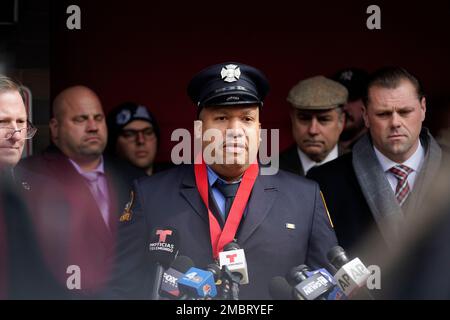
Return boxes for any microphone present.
[302,267,347,300]
[205,263,222,284]
[177,267,218,299]
[218,242,249,285]
[290,265,335,300]
[327,246,373,300]
[269,276,302,300]
[218,242,248,300]
[286,264,310,286]
[159,255,195,300]
[270,264,346,301]
[148,227,180,300]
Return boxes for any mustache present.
[303,139,324,144]
[83,133,102,140]
[222,141,247,148]
[388,129,407,135]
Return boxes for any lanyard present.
[194,160,259,258]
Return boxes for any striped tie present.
[388,164,414,206]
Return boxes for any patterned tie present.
[388,164,414,206]
[214,182,240,220]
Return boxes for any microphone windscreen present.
[269,276,294,300]
[149,227,180,269]
[171,255,195,273]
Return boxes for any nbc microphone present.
[177,267,218,299]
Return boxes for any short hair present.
[0,75,26,104]
[363,67,425,107]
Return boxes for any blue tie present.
[214,182,240,220]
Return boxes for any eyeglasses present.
[119,127,155,140]
[0,121,38,140]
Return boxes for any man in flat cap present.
[108,62,337,300]
[280,76,347,176]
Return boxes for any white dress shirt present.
[373,141,425,193]
[297,145,339,175]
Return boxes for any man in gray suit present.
[307,67,448,261]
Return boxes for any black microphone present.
[327,246,374,300]
[286,264,337,300]
[159,255,194,300]
[206,263,229,300]
[148,227,179,300]
[286,264,310,286]
[206,263,222,283]
[269,276,302,300]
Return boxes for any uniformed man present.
[108,62,338,300]
[280,76,348,175]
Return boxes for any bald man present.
[18,86,141,298]
[50,85,108,171]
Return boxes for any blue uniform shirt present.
[206,165,248,220]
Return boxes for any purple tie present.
[83,172,110,228]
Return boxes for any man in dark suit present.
[18,85,141,298]
[280,76,347,176]
[0,75,66,299]
[307,67,449,265]
[109,62,338,300]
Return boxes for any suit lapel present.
[179,166,209,224]
[44,149,113,246]
[237,173,278,245]
[282,145,305,176]
[179,165,279,245]
[352,135,405,246]
[403,130,442,218]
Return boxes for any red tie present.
[388,164,414,206]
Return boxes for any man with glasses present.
[0,75,68,299]
[0,75,36,177]
[106,102,169,176]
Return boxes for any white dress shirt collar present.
[297,145,339,174]
[373,140,424,173]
